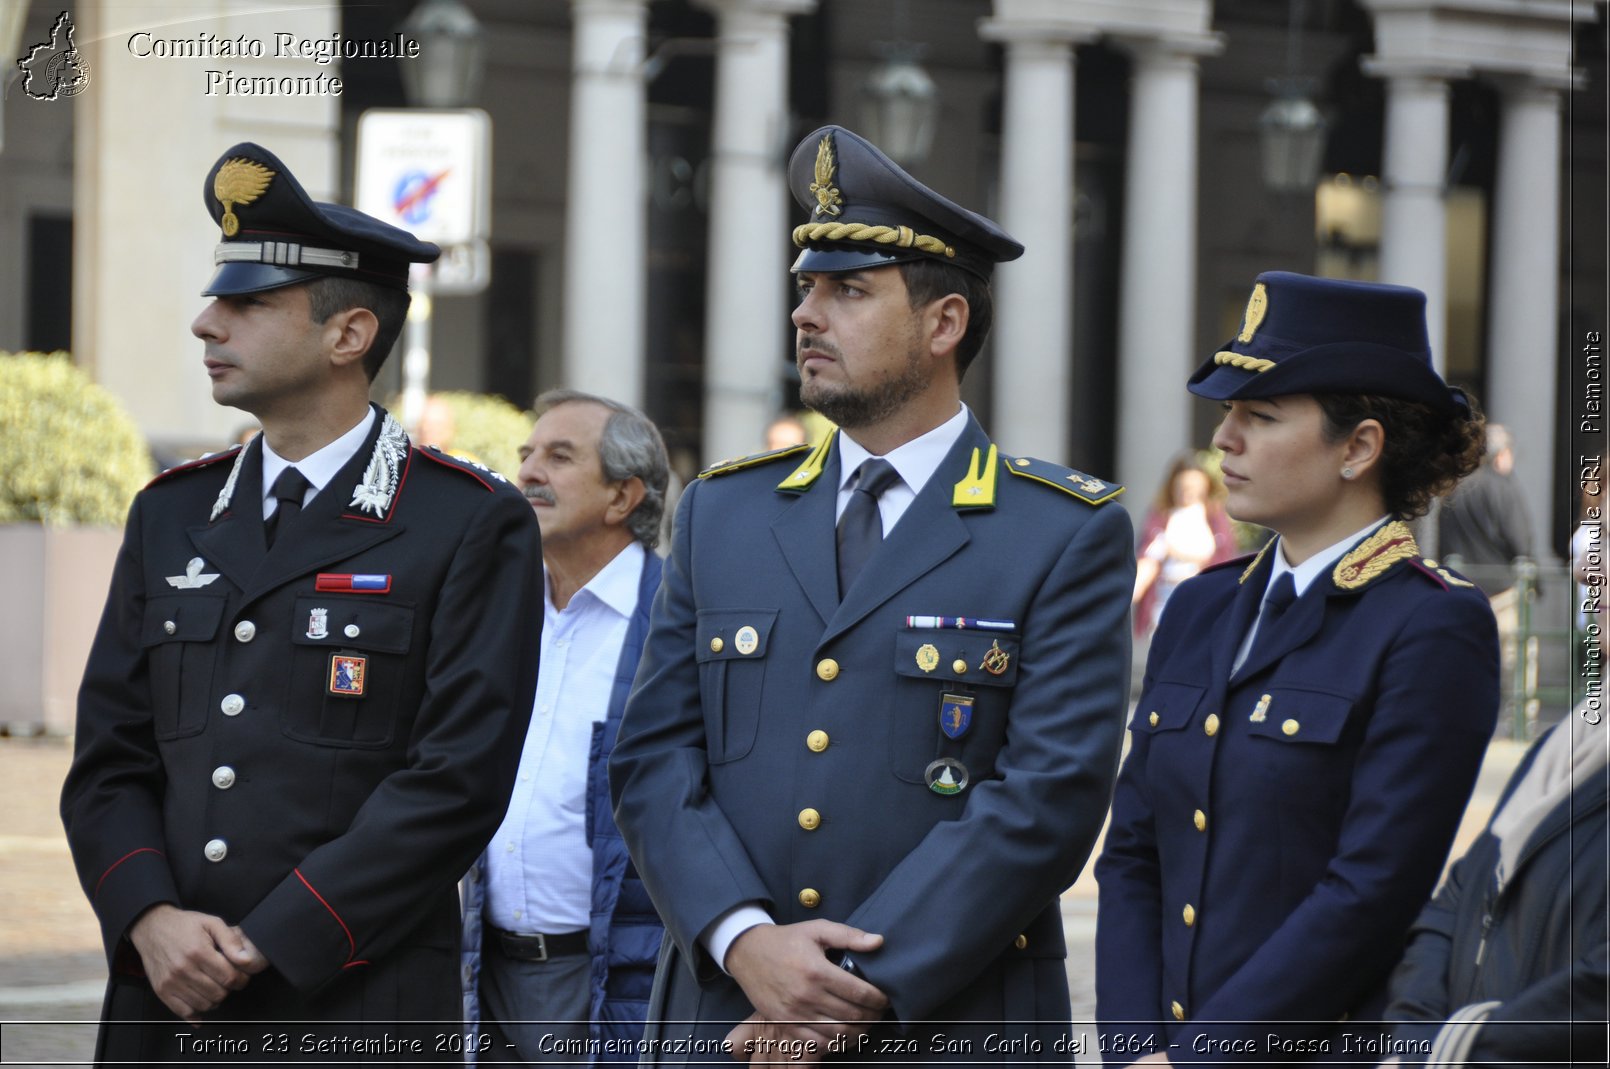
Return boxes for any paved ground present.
[0,734,1525,1067]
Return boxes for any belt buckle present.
[530,933,549,962]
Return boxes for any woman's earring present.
[1341,467,1355,480]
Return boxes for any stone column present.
[73,0,340,449]
[976,23,1088,463]
[1486,75,1566,554]
[695,0,815,465]
[1368,62,1460,370]
[563,0,650,407]
[1114,34,1219,500]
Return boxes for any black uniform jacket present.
[61,407,542,1054]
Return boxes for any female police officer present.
[1094,271,1498,1063]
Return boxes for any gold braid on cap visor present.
[792,221,955,259]
[1213,351,1277,372]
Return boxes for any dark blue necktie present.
[1259,571,1298,637]
[266,467,310,548]
[836,459,900,597]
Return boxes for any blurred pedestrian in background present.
[764,411,809,451]
[1096,271,1498,1063]
[1132,453,1238,639]
[1437,423,1536,678]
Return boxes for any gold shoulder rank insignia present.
[698,440,814,481]
[214,158,276,237]
[1333,520,1419,590]
[1003,456,1124,505]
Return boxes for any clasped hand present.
[128,903,270,1023]
[722,920,889,1064]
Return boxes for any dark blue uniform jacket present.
[1096,524,1498,1062]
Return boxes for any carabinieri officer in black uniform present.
[61,143,543,1063]
[611,126,1135,1064]
[1094,272,1499,1064]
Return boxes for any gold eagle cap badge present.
[214,158,276,238]
[810,134,843,218]
[1237,282,1269,343]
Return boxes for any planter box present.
[0,525,122,736]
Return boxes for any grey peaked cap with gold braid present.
[787,125,1022,281]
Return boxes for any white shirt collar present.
[260,407,377,504]
[1270,515,1393,598]
[836,403,970,498]
[546,540,645,619]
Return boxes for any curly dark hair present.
[1316,392,1486,519]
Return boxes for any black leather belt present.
[487,925,588,962]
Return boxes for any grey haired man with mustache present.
[460,389,671,1064]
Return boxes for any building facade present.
[1,0,1603,556]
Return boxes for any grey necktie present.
[836,459,901,597]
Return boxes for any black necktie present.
[836,459,900,596]
[266,467,311,548]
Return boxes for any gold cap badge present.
[810,134,843,219]
[1237,282,1269,343]
[214,157,275,238]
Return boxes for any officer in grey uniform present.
[61,143,543,1064]
[610,126,1135,1065]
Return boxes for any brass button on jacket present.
[1203,713,1220,737]
[798,808,821,831]
[710,636,725,653]
[798,888,821,908]
[815,659,839,681]
[806,730,829,752]
[1193,809,1207,832]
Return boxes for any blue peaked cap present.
[1188,271,1467,416]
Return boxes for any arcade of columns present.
[563,0,1585,548]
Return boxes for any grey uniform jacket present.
[610,416,1134,1063]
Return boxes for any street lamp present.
[860,43,939,169]
[1258,0,1326,194]
[399,0,485,108]
[1259,80,1326,193]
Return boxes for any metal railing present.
[1441,556,1581,740]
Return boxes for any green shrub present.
[0,352,152,526]
[426,390,532,482]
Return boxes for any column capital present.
[1488,69,1578,98]
[692,0,817,23]
[977,16,1100,47]
[570,0,653,16]
[1110,30,1224,66]
[1360,55,1470,84]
